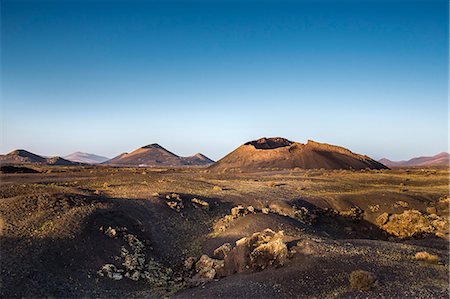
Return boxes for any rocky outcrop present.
[191,255,224,284]
[189,229,288,285]
[220,229,288,275]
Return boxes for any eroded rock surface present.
[221,229,287,275]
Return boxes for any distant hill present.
[103,144,214,167]
[0,149,79,166]
[64,152,110,164]
[379,152,449,167]
[209,137,388,172]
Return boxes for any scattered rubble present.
[339,207,364,221]
[322,206,364,221]
[165,193,184,212]
[213,205,258,233]
[97,226,174,287]
[97,264,124,280]
[213,204,320,234]
[293,206,318,225]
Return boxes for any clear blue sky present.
[1,0,448,161]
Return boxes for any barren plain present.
[0,166,448,298]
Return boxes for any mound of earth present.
[104,144,214,167]
[0,149,79,166]
[379,152,449,168]
[209,137,388,172]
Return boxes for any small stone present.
[105,227,117,238]
[111,272,123,280]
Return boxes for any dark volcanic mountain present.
[103,144,214,167]
[0,149,79,166]
[379,152,449,167]
[64,152,110,164]
[209,137,388,172]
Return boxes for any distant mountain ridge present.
[379,152,449,167]
[64,152,110,164]
[0,149,79,166]
[103,143,214,167]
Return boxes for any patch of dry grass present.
[349,270,377,291]
[414,251,439,264]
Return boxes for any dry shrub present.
[376,210,449,238]
[349,270,377,291]
[212,186,223,191]
[414,251,439,264]
[369,204,380,212]
[393,201,409,208]
[339,207,364,221]
[191,198,209,209]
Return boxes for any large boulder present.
[191,255,224,283]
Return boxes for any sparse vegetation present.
[349,270,377,291]
[414,251,439,264]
